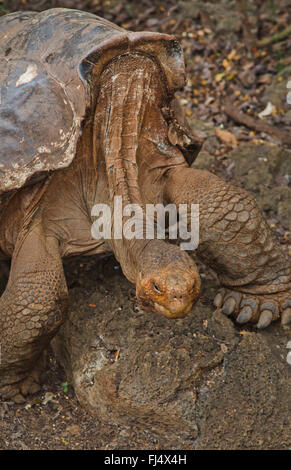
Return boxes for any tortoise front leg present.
[0,225,68,402]
[164,166,291,328]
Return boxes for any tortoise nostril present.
[173,294,185,301]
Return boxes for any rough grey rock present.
[226,143,291,229]
[192,150,216,171]
[262,68,291,114]
[53,258,291,449]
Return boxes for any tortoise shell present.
[0,8,186,202]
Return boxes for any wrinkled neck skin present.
[93,53,200,317]
[94,53,187,279]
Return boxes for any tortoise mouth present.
[152,299,194,319]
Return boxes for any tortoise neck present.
[92,53,168,281]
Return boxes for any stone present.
[52,260,290,449]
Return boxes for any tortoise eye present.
[153,283,162,295]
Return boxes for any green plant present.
[61,382,71,393]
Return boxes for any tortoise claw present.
[236,306,252,324]
[257,310,273,329]
[222,297,236,316]
[213,291,224,308]
[214,288,290,328]
[281,308,291,326]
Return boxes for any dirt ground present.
[0,0,290,450]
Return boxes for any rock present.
[259,186,290,213]
[180,0,257,39]
[53,258,290,449]
[277,199,291,230]
[195,331,291,449]
[262,70,291,110]
[227,143,291,229]
[188,117,215,138]
[186,118,218,170]
[192,150,216,171]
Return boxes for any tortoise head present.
[136,241,200,319]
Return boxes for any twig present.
[258,25,291,47]
[223,97,291,146]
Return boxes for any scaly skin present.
[164,167,291,328]
[0,224,68,402]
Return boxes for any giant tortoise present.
[0,8,290,402]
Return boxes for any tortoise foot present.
[0,364,43,403]
[214,288,291,329]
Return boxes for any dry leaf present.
[215,128,238,147]
[227,49,238,60]
[215,72,225,82]
[258,102,276,118]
